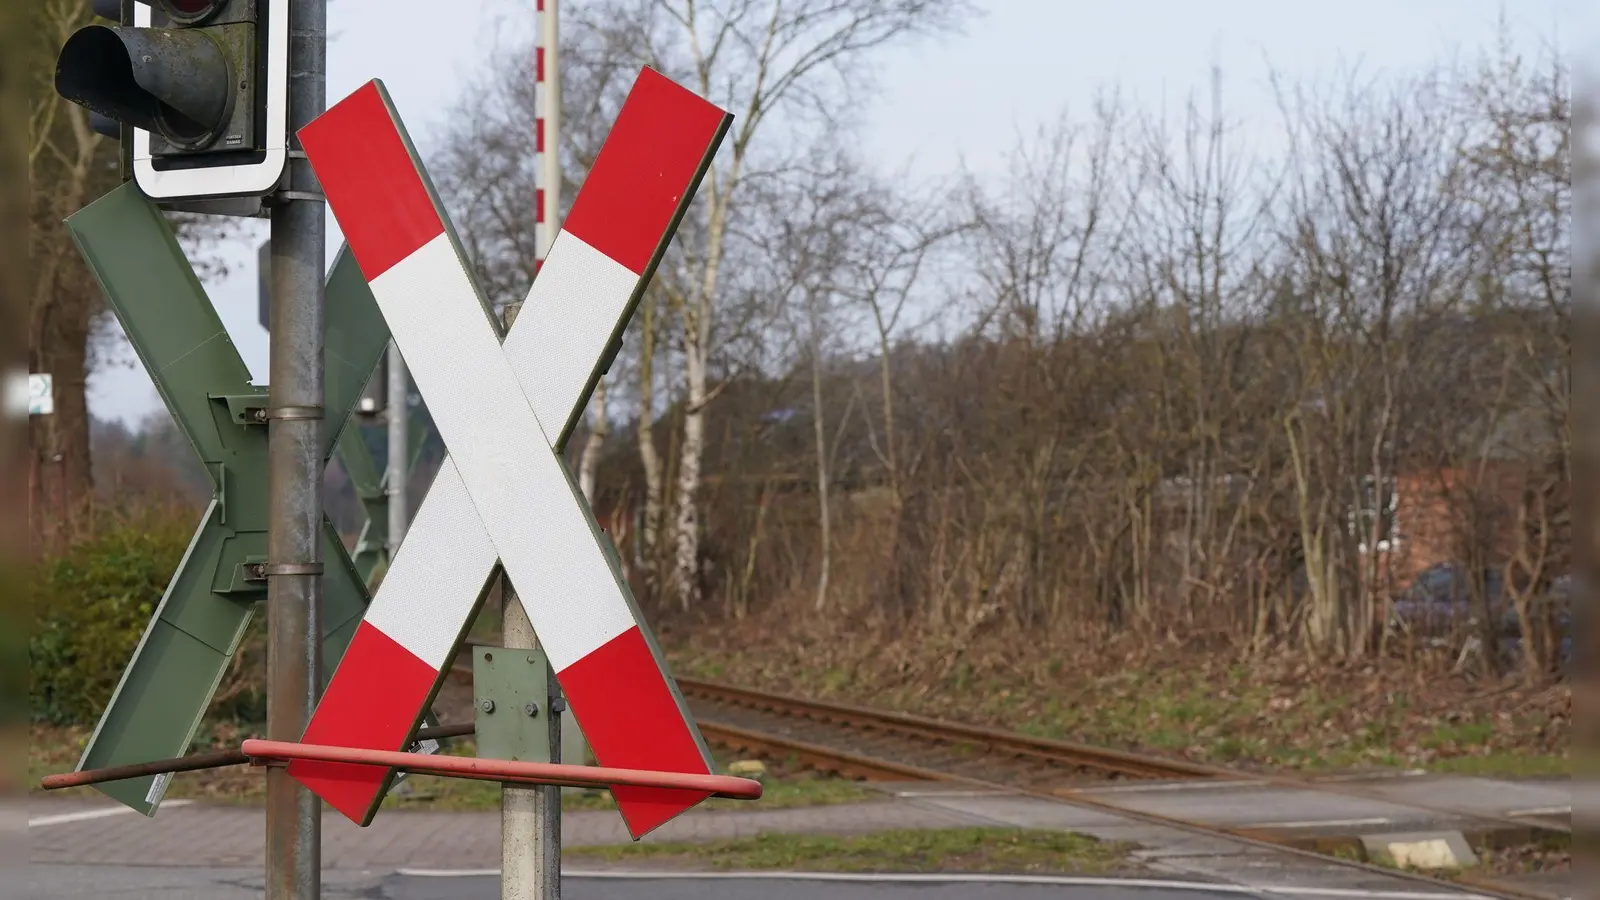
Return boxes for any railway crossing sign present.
[289,68,731,838]
[62,183,418,814]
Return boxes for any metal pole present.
[386,344,408,554]
[266,0,325,898]
[499,302,562,900]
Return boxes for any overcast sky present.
[86,0,1585,428]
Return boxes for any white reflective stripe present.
[361,456,497,670]
[370,235,635,670]
[506,230,639,442]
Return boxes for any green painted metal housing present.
[337,412,429,584]
[65,182,390,814]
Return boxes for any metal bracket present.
[473,646,553,764]
[264,563,324,577]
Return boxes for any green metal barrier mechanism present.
[338,411,429,583]
[66,182,402,815]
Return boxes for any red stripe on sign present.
[537,47,545,83]
[559,626,711,837]
[287,622,440,824]
[535,188,545,223]
[561,68,730,275]
[299,81,444,281]
[536,118,544,154]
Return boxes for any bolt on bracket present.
[472,646,553,764]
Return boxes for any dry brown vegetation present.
[667,616,1569,773]
[427,12,1573,767]
[577,53,1569,678]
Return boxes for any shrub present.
[30,513,193,725]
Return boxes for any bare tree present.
[758,151,866,611]
[420,9,1571,689]
[570,0,975,610]
[1119,69,1277,632]
[30,0,119,545]
[844,175,964,617]
[1458,35,1572,676]
[960,100,1132,628]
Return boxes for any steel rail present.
[689,715,1558,900]
[699,720,964,782]
[678,677,1572,838]
[680,677,1226,781]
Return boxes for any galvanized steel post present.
[386,345,409,554]
[266,0,326,897]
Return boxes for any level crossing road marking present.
[394,869,1495,899]
[1084,780,1272,794]
[1240,817,1396,829]
[28,800,193,829]
[289,69,730,839]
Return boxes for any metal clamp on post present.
[250,405,324,422]
[243,562,324,581]
[263,563,324,577]
[271,152,325,204]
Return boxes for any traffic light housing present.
[55,1,288,203]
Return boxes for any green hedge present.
[31,515,192,725]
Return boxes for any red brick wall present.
[1383,462,1531,586]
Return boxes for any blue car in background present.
[1391,563,1574,670]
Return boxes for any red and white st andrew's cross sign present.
[289,69,730,839]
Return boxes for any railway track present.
[671,677,1569,900]
[679,677,1226,785]
[446,652,1566,900]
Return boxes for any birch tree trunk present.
[809,289,832,613]
[29,0,111,546]
[635,289,664,575]
[577,378,609,501]
[650,0,973,612]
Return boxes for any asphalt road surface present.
[21,865,1278,900]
